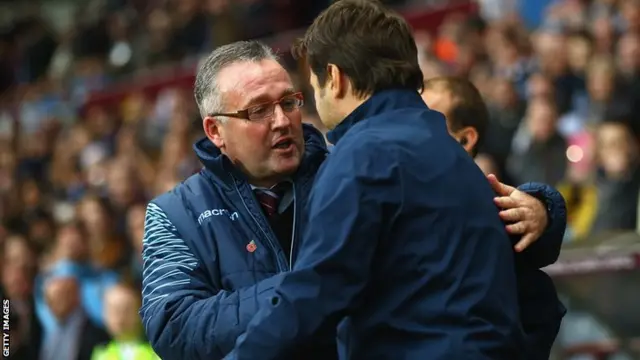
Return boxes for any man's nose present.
[271,104,292,129]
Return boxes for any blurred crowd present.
[417,0,640,243]
[0,0,638,359]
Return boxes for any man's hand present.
[487,174,548,252]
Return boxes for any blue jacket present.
[139,125,330,360]
[510,183,567,360]
[226,89,526,360]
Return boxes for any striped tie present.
[254,183,288,218]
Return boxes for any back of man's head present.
[423,76,488,157]
[194,40,279,118]
[292,0,423,98]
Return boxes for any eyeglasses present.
[209,92,304,121]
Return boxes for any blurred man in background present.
[226,1,523,358]
[91,284,158,360]
[422,76,567,360]
[40,269,110,360]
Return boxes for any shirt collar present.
[326,88,427,145]
[251,180,294,214]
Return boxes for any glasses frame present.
[208,92,304,121]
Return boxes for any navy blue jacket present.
[510,184,567,360]
[139,125,330,359]
[225,89,526,360]
[140,103,566,359]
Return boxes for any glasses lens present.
[280,95,302,112]
[247,104,274,121]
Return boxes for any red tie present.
[254,183,288,218]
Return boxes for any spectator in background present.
[508,96,568,186]
[91,284,159,360]
[124,204,146,284]
[584,55,628,125]
[76,195,128,270]
[35,225,119,332]
[591,120,640,236]
[1,235,42,360]
[557,131,598,241]
[39,270,110,360]
[482,76,525,181]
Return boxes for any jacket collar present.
[327,88,427,145]
[193,123,327,188]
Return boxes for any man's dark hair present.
[292,0,423,98]
[423,76,488,157]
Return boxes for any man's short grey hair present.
[194,40,279,118]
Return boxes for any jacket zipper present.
[232,178,289,271]
[289,181,297,271]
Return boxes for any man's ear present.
[327,63,346,99]
[204,116,225,148]
[453,126,479,155]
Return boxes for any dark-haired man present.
[226,1,525,359]
[139,39,554,360]
[423,76,567,360]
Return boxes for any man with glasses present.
[139,40,333,360]
[223,1,537,358]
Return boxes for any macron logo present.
[198,209,239,224]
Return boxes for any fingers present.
[514,234,536,252]
[487,174,505,194]
[499,208,525,222]
[487,174,516,196]
[505,221,526,235]
[494,196,519,209]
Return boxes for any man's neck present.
[328,95,369,130]
[56,309,83,327]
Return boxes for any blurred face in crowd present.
[45,277,80,321]
[527,73,555,99]
[55,222,89,262]
[21,180,41,209]
[617,32,640,76]
[2,236,36,299]
[77,197,111,234]
[535,31,568,76]
[526,98,557,142]
[587,58,616,101]
[468,66,492,98]
[104,285,142,339]
[567,36,592,73]
[490,78,517,109]
[86,107,115,138]
[420,59,446,80]
[28,217,54,249]
[597,122,637,177]
[620,0,640,32]
[127,204,146,255]
[591,16,615,52]
[106,160,138,209]
[206,60,304,188]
